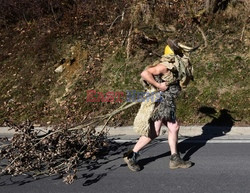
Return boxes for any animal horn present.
[178,43,200,52]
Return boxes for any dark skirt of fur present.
[151,84,181,122]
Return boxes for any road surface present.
[1,140,250,193]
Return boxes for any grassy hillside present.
[0,0,249,126]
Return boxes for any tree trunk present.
[205,0,230,14]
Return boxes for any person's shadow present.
[133,106,239,169]
[178,106,238,161]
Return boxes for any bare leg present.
[132,136,151,153]
[166,121,193,169]
[166,121,179,155]
[133,120,162,153]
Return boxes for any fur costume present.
[134,53,193,137]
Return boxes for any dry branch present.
[240,23,246,41]
[0,90,159,184]
[196,25,208,48]
[126,24,133,59]
[181,0,208,49]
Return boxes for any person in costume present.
[123,39,196,171]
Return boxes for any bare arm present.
[141,64,168,91]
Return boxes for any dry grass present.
[0,0,249,126]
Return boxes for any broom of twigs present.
[0,91,158,184]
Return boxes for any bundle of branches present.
[0,99,143,184]
[0,120,109,184]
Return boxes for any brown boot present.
[123,150,141,172]
[169,153,192,169]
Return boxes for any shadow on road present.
[79,140,135,186]
[0,140,135,187]
[178,106,238,161]
[0,107,239,186]
[137,106,238,169]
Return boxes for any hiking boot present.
[123,150,141,172]
[169,153,192,169]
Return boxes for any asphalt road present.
[1,141,250,193]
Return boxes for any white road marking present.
[113,139,250,143]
